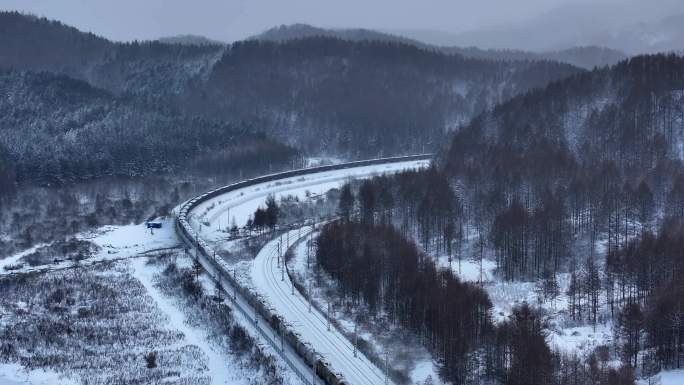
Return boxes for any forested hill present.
[0,12,583,183]
[253,24,628,69]
[441,53,684,275]
[444,53,684,185]
[192,38,582,157]
[0,12,224,99]
[0,71,295,185]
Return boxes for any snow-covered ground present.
[0,218,180,277]
[304,157,345,168]
[0,242,51,272]
[0,218,303,385]
[131,257,241,385]
[548,323,613,356]
[189,159,430,251]
[81,220,180,257]
[0,363,77,385]
[639,369,684,385]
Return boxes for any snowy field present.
[0,220,301,385]
[638,369,684,385]
[0,218,180,277]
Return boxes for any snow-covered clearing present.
[0,242,50,271]
[0,363,77,385]
[0,260,209,384]
[0,218,180,276]
[435,254,497,284]
[131,257,240,385]
[639,369,684,385]
[82,219,180,257]
[0,217,301,385]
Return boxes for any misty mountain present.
[191,37,581,157]
[254,23,627,69]
[610,14,684,54]
[0,12,224,99]
[435,3,684,54]
[252,23,416,45]
[442,46,627,70]
[0,12,582,183]
[157,34,226,46]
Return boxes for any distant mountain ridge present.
[426,4,684,54]
[0,12,583,182]
[252,23,628,69]
[0,11,224,99]
[158,34,225,46]
[194,36,581,156]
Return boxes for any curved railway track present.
[175,155,431,385]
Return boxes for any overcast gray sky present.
[0,0,680,43]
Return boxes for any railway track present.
[175,155,431,385]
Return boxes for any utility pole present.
[311,351,317,385]
[308,281,312,313]
[353,323,358,357]
[384,351,389,385]
[306,238,310,269]
[215,280,222,302]
[327,301,331,331]
[233,269,237,300]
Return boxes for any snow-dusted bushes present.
[0,263,210,384]
[153,256,284,385]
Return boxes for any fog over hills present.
[403,1,684,54]
[253,24,628,69]
[157,34,226,46]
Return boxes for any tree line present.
[316,218,637,385]
[0,71,297,185]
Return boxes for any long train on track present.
[175,154,432,385]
